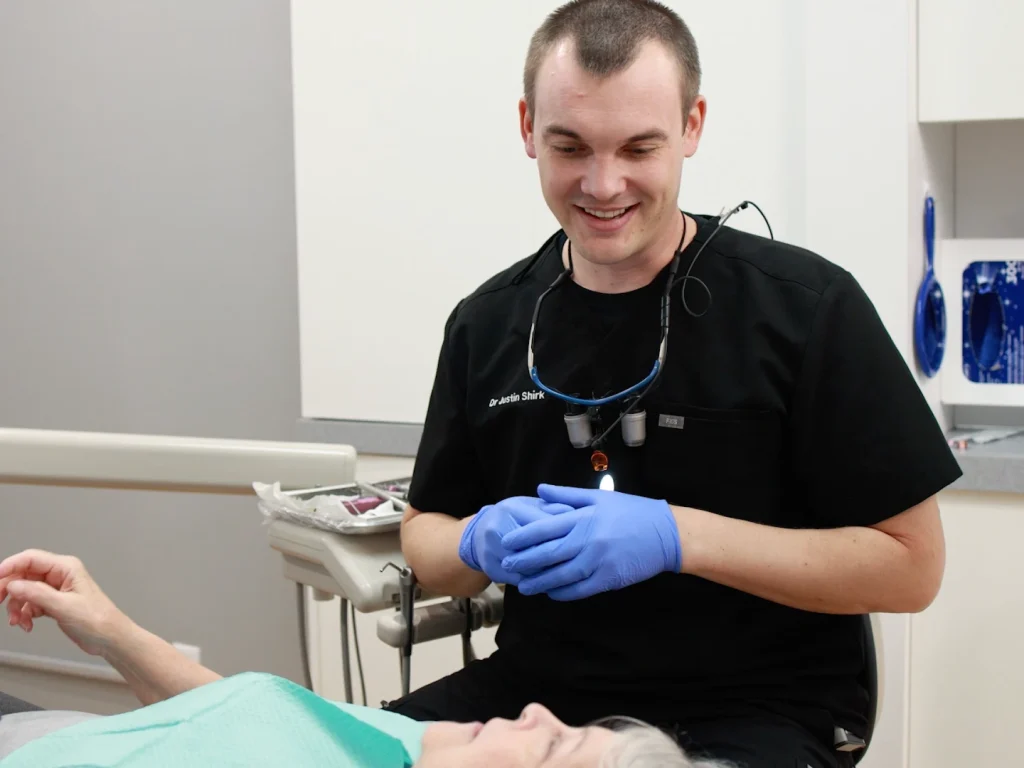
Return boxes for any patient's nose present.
[517,703,561,730]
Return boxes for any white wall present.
[0,0,306,713]
[292,0,809,425]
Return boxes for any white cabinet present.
[909,490,1024,767]
[919,0,1024,122]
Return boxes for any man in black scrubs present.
[389,1,963,766]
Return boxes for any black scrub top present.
[407,213,963,742]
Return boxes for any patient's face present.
[416,703,617,768]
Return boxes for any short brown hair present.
[523,0,701,119]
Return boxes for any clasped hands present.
[458,484,682,601]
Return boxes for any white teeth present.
[584,207,629,219]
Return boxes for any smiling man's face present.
[520,38,704,272]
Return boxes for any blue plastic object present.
[914,196,946,378]
[961,260,1018,383]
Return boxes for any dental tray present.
[254,481,406,535]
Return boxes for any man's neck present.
[562,213,696,294]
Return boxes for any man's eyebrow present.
[624,129,669,143]
[543,125,584,140]
[542,126,669,143]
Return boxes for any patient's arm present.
[1,550,221,706]
[101,618,222,706]
[400,505,490,598]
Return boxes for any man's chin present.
[568,238,635,266]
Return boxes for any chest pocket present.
[640,401,785,525]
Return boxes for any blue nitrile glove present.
[458,496,572,586]
[499,484,682,601]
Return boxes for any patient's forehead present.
[415,725,621,767]
[562,726,620,765]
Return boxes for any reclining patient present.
[0,549,725,767]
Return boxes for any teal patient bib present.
[0,672,428,767]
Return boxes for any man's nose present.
[580,156,627,201]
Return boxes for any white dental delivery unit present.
[258,478,503,701]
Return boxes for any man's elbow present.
[892,577,941,614]
[398,506,488,598]
[912,552,945,612]
[870,497,946,614]
[890,547,946,614]
[398,506,424,569]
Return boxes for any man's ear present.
[519,98,537,159]
[682,95,707,159]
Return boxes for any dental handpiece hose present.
[400,567,415,696]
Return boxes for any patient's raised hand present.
[0,549,127,656]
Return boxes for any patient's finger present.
[0,550,70,592]
[0,555,22,580]
[0,572,45,604]
[4,593,37,630]
[0,569,61,605]
[0,550,53,579]
[17,603,33,632]
[7,596,25,625]
[0,572,40,603]
[6,596,42,627]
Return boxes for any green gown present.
[0,672,429,767]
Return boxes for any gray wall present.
[0,1,303,709]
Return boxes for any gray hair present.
[598,718,734,768]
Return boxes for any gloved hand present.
[499,484,682,601]
[458,496,572,586]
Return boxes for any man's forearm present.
[102,614,222,706]
[400,510,490,597]
[673,504,940,614]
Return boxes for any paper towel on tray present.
[253,481,399,534]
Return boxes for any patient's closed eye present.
[541,733,561,762]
